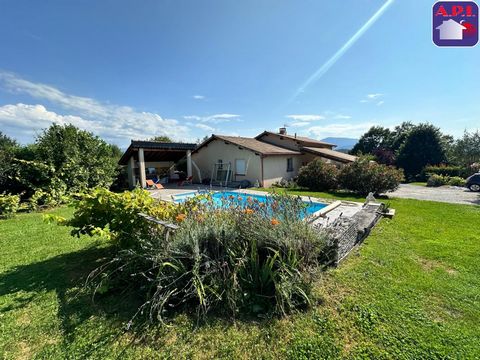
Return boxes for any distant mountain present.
[321,137,358,150]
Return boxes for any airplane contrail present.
[289,0,395,103]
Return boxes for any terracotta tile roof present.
[255,131,335,148]
[302,147,357,163]
[196,135,302,156]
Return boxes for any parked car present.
[466,173,480,192]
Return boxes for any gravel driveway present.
[386,184,480,206]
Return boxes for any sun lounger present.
[146,179,164,189]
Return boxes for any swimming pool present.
[172,191,327,219]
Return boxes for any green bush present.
[339,158,404,195]
[426,174,448,187]
[297,159,339,191]
[28,182,70,211]
[422,164,470,179]
[61,188,205,249]
[427,174,466,187]
[76,191,328,321]
[447,176,466,187]
[0,193,21,218]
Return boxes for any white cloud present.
[184,113,240,124]
[193,95,205,100]
[286,114,325,122]
[291,121,310,127]
[0,71,190,145]
[195,123,215,132]
[361,93,385,105]
[334,114,352,120]
[0,103,104,140]
[307,122,376,138]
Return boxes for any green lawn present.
[1,196,480,359]
[408,182,428,187]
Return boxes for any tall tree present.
[351,126,393,155]
[149,135,173,142]
[0,131,17,150]
[0,132,18,193]
[390,122,415,151]
[35,124,121,190]
[452,130,480,167]
[396,123,447,179]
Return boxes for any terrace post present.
[128,155,135,189]
[138,147,146,188]
[186,150,193,178]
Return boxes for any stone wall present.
[318,203,384,266]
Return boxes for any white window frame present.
[235,159,246,176]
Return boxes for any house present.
[191,128,356,187]
[119,128,357,189]
[436,19,466,40]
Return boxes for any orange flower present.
[229,195,235,200]
[176,213,187,222]
[244,208,254,215]
[271,218,280,226]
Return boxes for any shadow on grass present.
[0,243,292,356]
[0,244,147,356]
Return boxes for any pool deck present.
[148,185,364,226]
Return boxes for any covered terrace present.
[119,140,197,189]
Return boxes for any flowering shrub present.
[0,193,21,218]
[297,159,339,191]
[58,188,205,248]
[79,191,329,321]
[339,157,404,195]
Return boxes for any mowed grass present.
[1,196,479,359]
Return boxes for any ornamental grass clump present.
[78,191,329,323]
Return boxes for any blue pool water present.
[173,191,327,218]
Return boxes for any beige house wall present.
[192,139,348,188]
[262,155,302,187]
[192,140,263,185]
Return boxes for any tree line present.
[350,122,480,180]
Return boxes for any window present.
[287,158,294,172]
[235,159,246,175]
[218,159,223,169]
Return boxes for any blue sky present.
[0,0,479,147]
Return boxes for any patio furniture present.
[146,179,164,189]
[178,176,193,186]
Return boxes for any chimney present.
[279,127,287,135]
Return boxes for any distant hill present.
[321,137,358,150]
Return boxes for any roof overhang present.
[118,141,197,165]
[302,147,357,163]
